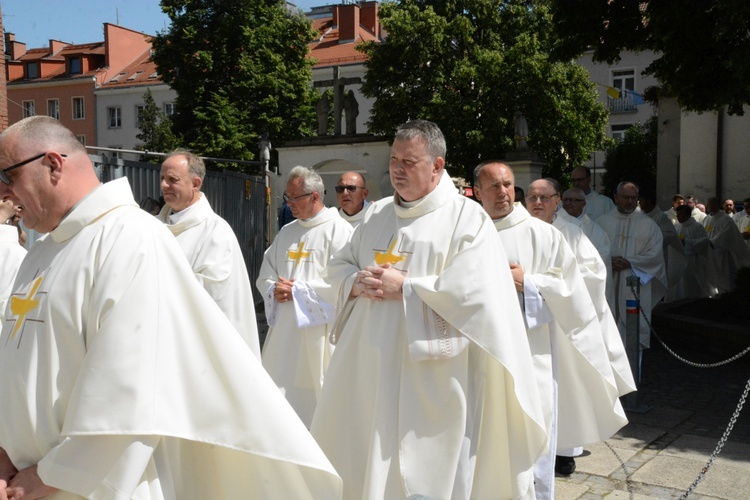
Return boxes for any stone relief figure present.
[514,111,529,151]
[343,90,359,135]
[316,93,330,136]
[258,132,272,166]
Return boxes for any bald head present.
[473,161,516,220]
[0,116,99,233]
[335,171,369,216]
[527,179,559,223]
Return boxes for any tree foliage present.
[601,117,657,197]
[550,1,750,115]
[358,0,609,181]
[152,0,318,170]
[136,89,179,160]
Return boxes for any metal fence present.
[89,153,269,304]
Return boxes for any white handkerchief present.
[291,281,335,328]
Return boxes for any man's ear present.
[192,176,203,191]
[47,152,67,182]
[474,187,482,202]
[433,156,445,174]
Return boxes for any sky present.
[1,0,337,49]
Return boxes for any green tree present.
[601,117,657,197]
[152,0,318,170]
[136,89,179,159]
[550,1,750,115]
[358,0,609,181]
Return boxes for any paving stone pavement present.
[555,327,750,500]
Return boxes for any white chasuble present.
[598,210,667,348]
[0,225,26,322]
[702,210,750,294]
[674,218,712,300]
[257,206,352,427]
[553,215,636,398]
[0,178,341,499]
[158,193,260,358]
[496,206,626,450]
[311,173,546,500]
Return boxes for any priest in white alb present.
[257,166,352,427]
[475,167,626,495]
[570,166,614,220]
[157,149,260,357]
[311,121,547,500]
[673,205,712,300]
[597,182,667,372]
[733,196,750,250]
[0,116,342,499]
[702,196,750,294]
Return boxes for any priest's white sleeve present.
[523,276,554,330]
[38,435,164,499]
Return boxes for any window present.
[69,57,82,75]
[72,97,85,120]
[163,102,175,117]
[108,107,122,128]
[76,135,86,145]
[47,99,60,120]
[26,62,39,79]
[135,105,146,127]
[612,69,635,93]
[108,147,123,159]
[22,100,35,118]
[611,124,632,142]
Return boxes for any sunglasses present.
[335,185,365,194]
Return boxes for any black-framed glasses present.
[571,176,589,182]
[283,192,313,203]
[0,152,67,184]
[562,198,585,203]
[334,185,365,194]
[526,194,558,203]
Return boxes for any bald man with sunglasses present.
[335,172,370,228]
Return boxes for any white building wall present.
[95,83,177,159]
[679,111,718,203]
[312,62,373,136]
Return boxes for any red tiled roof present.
[307,14,378,68]
[101,50,162,87]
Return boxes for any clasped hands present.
[273,277,295,303]
[350,264,404,301]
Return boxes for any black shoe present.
[555,455,576,476]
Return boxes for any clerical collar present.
[400,198,420,208]
[302,206,327,222]
[168,193,202,225]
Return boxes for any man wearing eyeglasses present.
[0,116,342,498]
[597,181,667,376]
[562,187,611,265]
[335,171,370,228]
[474,164,625,496]
[157,149,260,358]
[570,166,614,221]
[257,166,352,427]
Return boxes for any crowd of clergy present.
[0,115,748,499]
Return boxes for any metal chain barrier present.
[626,282,750,498]
[628,283,750,367]
[604,441,635,500]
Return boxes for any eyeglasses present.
[283,192,313,203]
[562,198,585,203]
[526,194,558,203]
[0,152,66,184]
[334,185,365,194]
[571,177,589,182]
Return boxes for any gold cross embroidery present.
[288,241,311,264]
[374,239,406,266]
[9,276,44,340]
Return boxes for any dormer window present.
[26,62,39,79]
[69,57,82,75]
